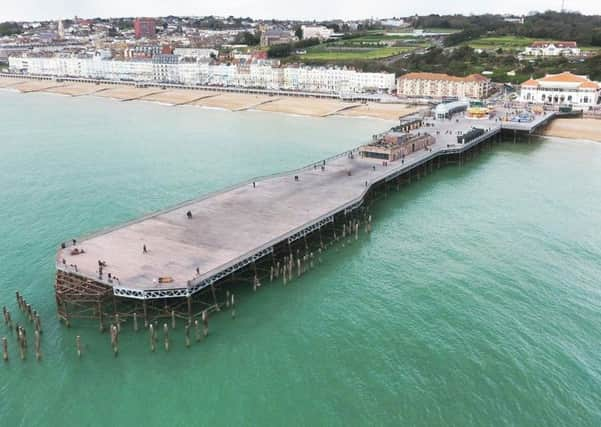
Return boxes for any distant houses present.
[522,41,580,57]
[8,55,396,95]
[260,29,297,47]
[301,25,335,40]
[396,72,492,100]
[519,72,600,108]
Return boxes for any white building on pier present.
[519,72,600,109]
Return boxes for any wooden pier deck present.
[56,110,555,301]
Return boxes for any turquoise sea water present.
[1,90,600,426]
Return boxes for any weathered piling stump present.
[163,323,169,352]
[17,328,26,360]
[34,313,42,334]
[5,310,12,330]
[76,335,82,358]
[2,337,8,362]
[20,327,27,350]
[34,330,41,361]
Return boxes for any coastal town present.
[1,13,600,134]
[1,11,600,324]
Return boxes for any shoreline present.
[542,118,601,143]
[0,77,417,121]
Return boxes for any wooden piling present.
[34,330,41,361]
[187,296,192,323]
[202,311,209,337]
[110,324,119,356]
[231,294,236,319]
[225,290,230,308]
[163,323,169,352]
[143,300,148,328]
[149,324,156,352]
[98,302,104,332]
[20,326,27,350]
[171,310,176,329]
[185,323,191,348]
[17,328,25,360]
[76,335,82,358]
[2,337,8,362]
[133,312,138,332]
[194,319,201,342]
[34,313,42,334]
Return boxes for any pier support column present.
[187,296,192,323]
[210,285,220,311]
[143,300,148,328]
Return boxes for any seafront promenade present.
[55,109,554,302]
[0,73,418,120]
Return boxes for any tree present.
[592,29,601,47]
[0,22,21,36]
[268,43,293,58]
[234,31,260,46]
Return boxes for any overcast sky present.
[1,0,599,22]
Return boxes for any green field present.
[299,46,414,61]
[461,36,538,50]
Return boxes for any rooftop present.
[521,72,600,89]
[399,72,489,83]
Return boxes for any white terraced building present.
[519,72,600,109]
[8,55,396,95]
[522,41,581,57]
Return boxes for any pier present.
[54,107,556,327]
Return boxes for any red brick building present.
[134,18,156,39]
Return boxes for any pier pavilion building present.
[519,72,600,109]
